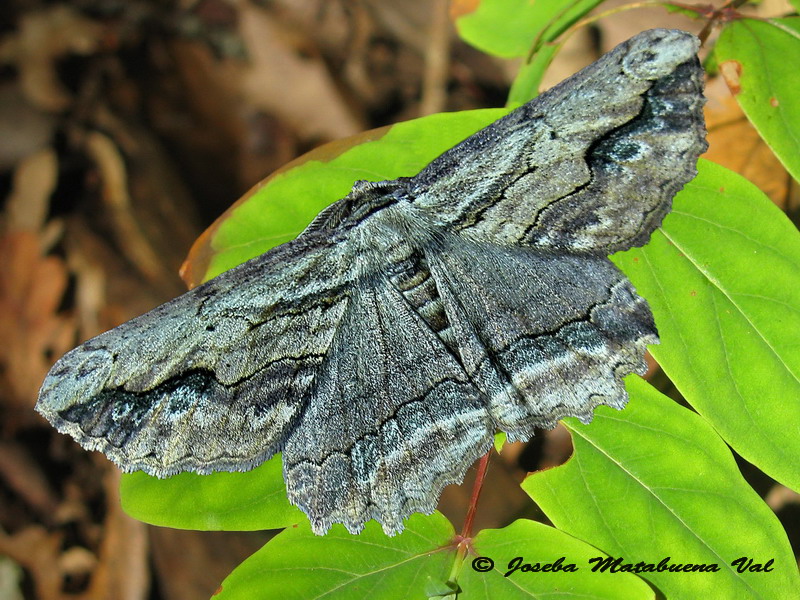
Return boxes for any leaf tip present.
[449,0,480,21]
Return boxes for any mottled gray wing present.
[35,28,706,538]
[275,225,657,535]
[36,225,359,477]
[408,29,706,253]
[281,267,495,534]
[425,236,657,440]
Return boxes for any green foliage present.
[453,0,604,104]
[524,377,797,598]
[453,0,603,58]
[506,44,560,107]
[120,1,800,597]
[714,18,800,182]
[614,160,800,491]
[120,455,301,530]
[216,513,655,599]
[217,513,455,600]
[202,109,505,280]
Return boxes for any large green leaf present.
[453,0,603,59]
[204,109,505,280]
[523,377,800,598]
[714,18,800,182]
[453,0,603,103]
[120,455,303,530]
[216,512,455,600]
[462,519,654,599]
[613,160,800,491]
[216,512,655,599]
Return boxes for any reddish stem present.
[460,450,491,540]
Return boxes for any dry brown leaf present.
[66,232,107,344]
[237,2,363,140]
[62,218,168,342]
[0,526,63,600]
[54,477,93,528]
[0,84,56,170]
[5,147,57,232]
[81,470,149,600]
[0,5,104,112]
[59,546,98,579]
[0,463,148,599]
[83,131,175,286]
[150,528,272,600]
[420,0,451,116]
[84,107,203,297]
[0,232,74,425]
[0,441,59,519]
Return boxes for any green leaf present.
[506,43,559,107]
[523,377,800,598]
[215,512,455,600]
[452,0,603,101]
[216,511,655,599]
[204,109,506,281]
[613,160,800,491]
[207,95,699,278]
[463,520,654,599]
[120,455,303,530]
[493,431,506,453]
[714,18,800,182]
[453,0,603,59]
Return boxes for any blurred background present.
[0,1,797,598]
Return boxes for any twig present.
[461,449,491,540]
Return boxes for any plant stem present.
[445,450,493,592]
[461,450,491,540]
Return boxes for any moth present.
[37,29,707,535]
